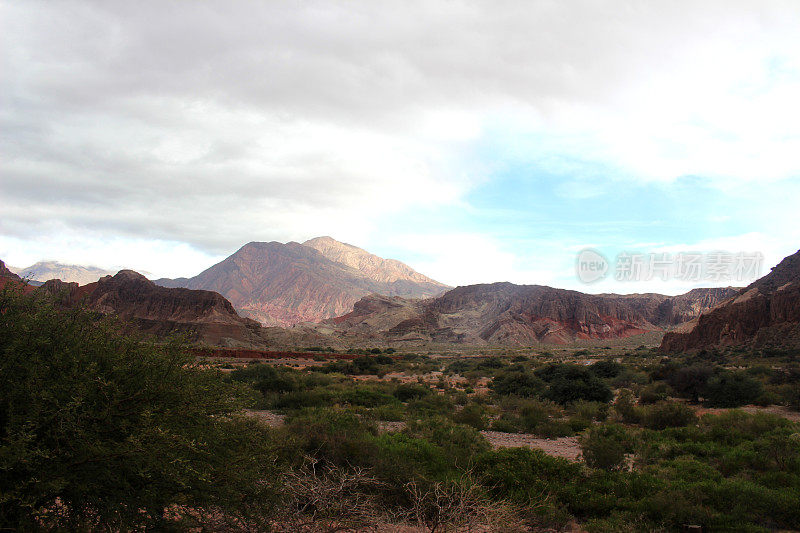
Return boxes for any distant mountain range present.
[8,261,114,285]
[8,239,798,351]
[154,237,450,326]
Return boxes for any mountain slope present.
[155,238,449,326]
[10,261,114,285]
[324,283,736,345]
[38,270,266,347]
[1,260,37,293]
[660,250,800,351]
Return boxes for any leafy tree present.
[665,363,715,403]
[0,289,278,530]
[703,371,764,408]
[490,371,546,397]
[589,360,624,378]
[535,364,613,405]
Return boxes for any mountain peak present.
[9,261,114,285]
[155,238,449,326]
[302,236,448,287]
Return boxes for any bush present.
[490,370,546,397]
[394,383,430,402]
[490,414,522,433]
[341,386,397,407]
[638,382,670,405]
[612,389,641,424]
[641,401,697,430]
[0,289,279,530]
[535,364,613,405]
[452,402,489,430]
[589,360,624,378]
[283,407,378,467]
[580,425,630,471]
[665,364,714,402]
[703,371,764,408]
[569,400,609,422]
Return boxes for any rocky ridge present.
[660,250,800,351]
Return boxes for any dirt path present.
[480,431,582,461]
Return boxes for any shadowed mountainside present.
[661,250,800,352]
[37,270,267,346]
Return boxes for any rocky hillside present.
[9,261,114,285]
[38,270,266,347]
[323,283,736,345]
[661,250,800,352]
[0,260,36,293]
[155,238,449,327]
[602,287,739,327]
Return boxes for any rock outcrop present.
[0,260,36,293]
[39,270,266,347]
[660,250,800,351]
[155,238,449,327]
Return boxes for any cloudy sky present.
[2,0,799,293]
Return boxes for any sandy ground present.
[480,432,582,461]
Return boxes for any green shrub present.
[613,389,642,424]
[580,425,631,471]
[407,394,454,416]
[535,364,613,405]
[283,407,378,467]
[665,364,714,402]
[490,370,546,397]
[589,360,624,378]
[638,382,670,405]
[372,404,406,422]
[341,386,397,407]
[703,371,764,408]
[394,383,430,402]
[452,402,489,430]
[569,400,609,422]
[641,401,697,430]
[0,289,279,530]
[490,414,522,433]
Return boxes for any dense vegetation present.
[2,287,799,531]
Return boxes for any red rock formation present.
[0,260,36,294]
[660,250,800,351]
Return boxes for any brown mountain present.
[155,238,449,327]
[323,283,736,346]
[660,250,800,352]
[38,270,266,347]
